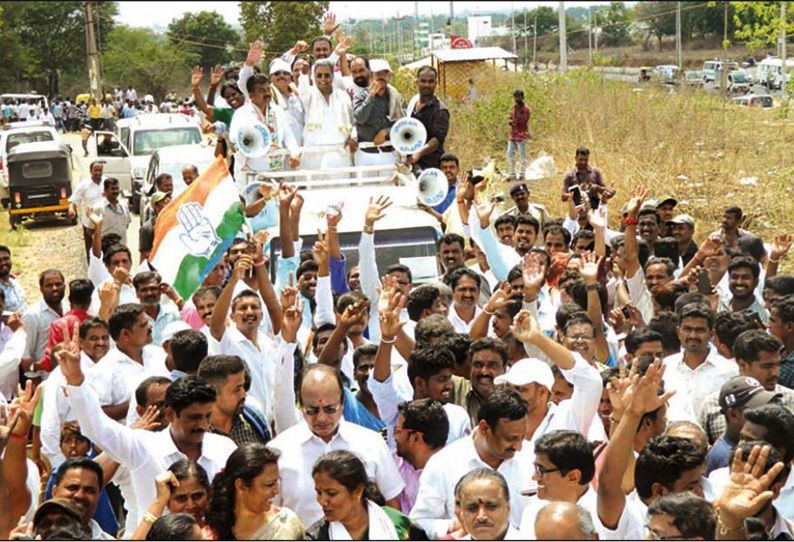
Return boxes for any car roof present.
[116,114,200,130]
[3,121,57,133]
[7,140,69,160]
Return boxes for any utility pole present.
[588,6,592,64]
[594,9,598,55]
[781,2,787,81]
[511,2,517,55]
[676,1,682,69]
[524,9,529,67]
[414,1,419,60]
[559,2,567,73]
[430,2,435,52]
[533,12,538,66]
[449,1,454,33]
[83,1,101,100]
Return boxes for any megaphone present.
[417,168,448,207]
[390,117,427,155]
[236,122,271,159]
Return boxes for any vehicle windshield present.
[133,128,201,156]
[160,157,214,179]
[6,131,54,152]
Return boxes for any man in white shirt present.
[132,271,180,347]
[663,304,737,422]
[22,269,65,366]
[447,268,484,334]
[126,86,137,102]
[267,363,404,527]
[0,309,26,401]
[456,469,523,540]
[91,178,130,246]
[40,317,110,468]
[62,347,236,533]
[89,303,168,421]
[68,161,106,263]
[411,387,534,539]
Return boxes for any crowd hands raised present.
[3,11,794,542]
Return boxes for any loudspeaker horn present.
[236,122,271,159]
[390,117,427,155]
[417,168,448,207]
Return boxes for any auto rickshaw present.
[7,141,75,229]
[639,67,654,82]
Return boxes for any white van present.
[756,57,794,90]
[92,113,202,210]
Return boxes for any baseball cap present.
[719,376,781,412]
[667,213,695,227]
[33,498,83,527]
[370,59,392,73]
[150,191,169,206]
[640,198,658,210]
[509,182,529,196]
[494,358,554,390]
[269,58,292,75]
[162,320,191,344]
[656,196,678,208]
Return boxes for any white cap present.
[494,358,554,390]
[161,320,192,344]
[370,59,392,73]
[269,58,292,76]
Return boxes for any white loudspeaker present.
[390,117,427,155]
[236,122,271,159]
[417,168,448,207]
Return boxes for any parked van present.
[702,60,739,84]
[756,57,794,90]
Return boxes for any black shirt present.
[410,95,450,170]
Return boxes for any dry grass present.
[438,68,794,271]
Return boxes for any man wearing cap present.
[668,213,699,266]
[269,58,305,146]
[31,498,89,539]
[353,58,405,170]
[706,375,781,475]
[503,182,550,235]
[656,196,678,237]
[507,90,530,181]
[138,191,171,264]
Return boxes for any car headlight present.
[133,167,146,179]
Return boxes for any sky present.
[117,1,608,29]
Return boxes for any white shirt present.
[368,371,472,448]
[410,429,535,539]
[92,198,131,245]
[67,383,236,532]
[40,352,100,468]
[22,299,62,361]
[529,352,604,443]
[89,345,168,407]
[68,177,105,229]
[599,491,648,540]
[0,326,25,401]
[210,326,276,425]
[519,486,613,539]
[460,525,524,540]
[268,419,404,527]
[448,302,483,334]
[662,347,738,423]
[625,266,654,326]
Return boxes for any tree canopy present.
[239,1,329,56]
[167,11,240,69]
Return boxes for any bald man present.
[534,502,598,540]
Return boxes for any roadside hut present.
[431,47,518,101]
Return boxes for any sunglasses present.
[273,71,291,77]
[303,403,341,416]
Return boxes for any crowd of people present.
[0,12,793,542]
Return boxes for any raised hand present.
[246,40,264,67]
[178,202,221,259]
[715,444,786,529]
[291,40,309,54]
[626,186,649,219]
[86,207,103,229]
[324,12,341,36]
[581,252,602,284]
[131,404,162,431]
[608,307,628,335]
[232,255,253,282]
[473,193,495,229]
[606,358,636,420]
[378,288,405,338]
[191,65,203,88]
[0,403,20,455]
[771,233,792,261]
[278,182,297,209]
[624,302,645,329]
[588,206,606,230]
[55,321,83,386]
[281,299,303,343]
[153,471,179,504]
[364,195,392,228]
[521,255,546,296]
[511,309,541,345]
[313,230,329,270]
[626,359,675,417]
[210,64,224,87]
[485,283,512,315]
[334,34,352,57]
[340,299,369,329]
[280,272,298,310]
[5,312,23,333]
[326,203,344,227]
[251,230,269,262]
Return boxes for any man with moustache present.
[269,58,305,146]
[49,458,113,539]
[22,269,66,370]
[455,469,522,540]
[199,355,271,446]
[451,338,508,425]
[405,66,449,173]
[0,245,27,312]
[132,271,180,347]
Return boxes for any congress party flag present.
[149,156,245,301]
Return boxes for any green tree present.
[596,2,634,47]
[635,1,677,51]
[0,3,28,90]
[102,26,199,103]
[733,1,793,53]
[238,1,329,56]
[167,11,239,69]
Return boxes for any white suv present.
[92,113,202,211]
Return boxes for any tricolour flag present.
[149,156,245,301]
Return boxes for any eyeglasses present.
[394,426,422,437]
[533,464,561,477]
[273,71,291,77]
[565,334,594,343]
[302,402,341,417]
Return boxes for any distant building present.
[468,15,510,45]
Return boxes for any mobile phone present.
[620,306,631,319]
[697,271,712,295]
[569,185,583,208]
[467,170,485,186]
